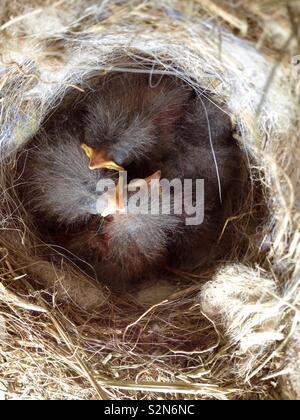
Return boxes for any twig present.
[95,378,236,397]
[123,299,169,340]
[20,279,110,400]
[195,0,248,35]
[0,9,43,31]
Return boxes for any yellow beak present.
[81,144,162,218]
[100,170,162,218]
[81,144,124,171]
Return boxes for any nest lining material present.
[0,0,299,400]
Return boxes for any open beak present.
[100,170,162,218]
[81,144,161,218]
[81,144,124,171]
[129,170,161,189]
[96,176,126,218]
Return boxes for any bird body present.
[20,73,246,287]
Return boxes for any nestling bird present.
[19,73,246,287]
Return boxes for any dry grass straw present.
[0,0,299,400]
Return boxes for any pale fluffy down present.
[200,265,284,378]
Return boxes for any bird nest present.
[0,0,299,400]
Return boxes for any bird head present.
[81,73,191,176]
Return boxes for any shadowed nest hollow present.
[0,0,299,400]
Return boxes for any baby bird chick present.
[20,73,246,286]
